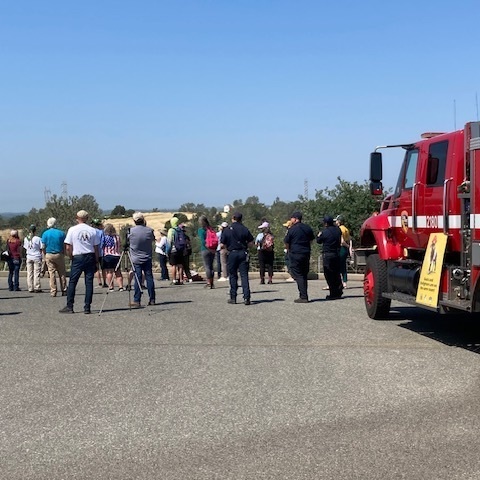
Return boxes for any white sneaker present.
[286,277,295,282]
[218,277,228,282]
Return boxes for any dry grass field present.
[0,212,194,242]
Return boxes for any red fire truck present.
[360,121,480,318]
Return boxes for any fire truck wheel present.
[364,254,391,319]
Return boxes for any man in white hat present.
[41,217,67,297]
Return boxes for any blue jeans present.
[8,258,21,290]
[201,249,215,280]
[66,253,96,311]
[133,259,155,303]
[157,253,169,280]
[227,250,250,300]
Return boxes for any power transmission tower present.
[61,181,68,199]
[44,187,52,203]
[304,178,309,200]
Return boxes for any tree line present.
[1,177,384,258]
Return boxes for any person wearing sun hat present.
[255,220,275,284]
[23,224,43,293]
[335,214,353,289]
[155,227,170,281]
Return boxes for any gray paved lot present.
[2,276,480,479]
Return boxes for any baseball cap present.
[290,211,303,221]
[77,210,89,219]
[258,221,269,229]
[323,215,334,225]
[233,212,243,221]
[132,212,144,222]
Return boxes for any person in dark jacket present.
[317,215,343,299]
[284,211,315,303]
[220,212,254,305]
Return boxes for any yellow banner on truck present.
[416,233,448,308]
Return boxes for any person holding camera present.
[128,212,156,307]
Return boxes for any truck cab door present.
[391,148,420,248]
[415,140,449,245]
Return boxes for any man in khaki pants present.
[41,217,67,297]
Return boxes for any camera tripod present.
[98,249,143,315]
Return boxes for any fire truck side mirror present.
[370,152,383,182]
[370,181,383,196]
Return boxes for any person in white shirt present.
[23,224,43,293]
[155,228,170,281]
[59,210,100,314]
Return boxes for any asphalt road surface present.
[2,276,480,479]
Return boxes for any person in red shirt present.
[7,230,22,291]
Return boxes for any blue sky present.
[2,0,480,212]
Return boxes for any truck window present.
[394,149,419,197]
[426,140,448,186]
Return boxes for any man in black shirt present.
[220,212,254,305]
[317,215,343,299]
[284,211,315,303]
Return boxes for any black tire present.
[364,254,391,319]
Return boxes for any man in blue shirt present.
[284,211,315,303]
[41,217,67,297]
[220,212,254,305]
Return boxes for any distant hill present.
[0,212,27,219]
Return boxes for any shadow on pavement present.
[0,311,22,316]
[253,298,285,304]
[393,307,480,354]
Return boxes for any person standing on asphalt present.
[217,222,229,282]
[335,214,353,289]
[6,229,22,291]
[59,210,100,314]
[155,228,170,281]
[198,215,216,289]
[220,212,254,305]
[128,212,156,307]
[284,211,315,303]
[317,215,343,300]
[23,224,43,293]
[41,217,68,297]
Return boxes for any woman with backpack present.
[167,217,185,285]
[255,221,275,284]
[198,215,218,289]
